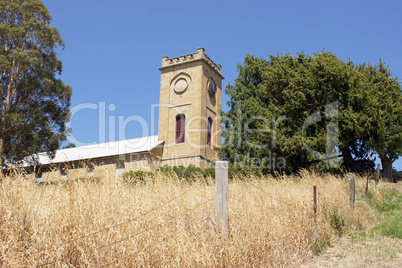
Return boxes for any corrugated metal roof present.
[21,135,163,167]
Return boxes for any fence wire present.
[34,187,194,264]
[100,198,214,267]
[36,194,213,267]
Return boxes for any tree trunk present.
[381,157,393,182]
[341,146,356,172]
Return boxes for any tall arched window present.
[176,114,185,144]
[207,117,213,147]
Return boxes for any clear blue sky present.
[42,0,402,170]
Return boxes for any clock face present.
[208,79,216,97]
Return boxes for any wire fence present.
[100,199,214,267]
[31,187,194,257]
[238,179,313,209]
[13,164,360,267]
[35,189,214,267]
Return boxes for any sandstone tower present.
[158,47,223,168]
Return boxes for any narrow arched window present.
[176,114,185,144]
[207,117,213,147]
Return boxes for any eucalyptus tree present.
[0,0,71,168]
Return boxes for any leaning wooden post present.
[375,163,381,185]
[350,174,356,211]
[313,185,317,223]
[215,161,229,234]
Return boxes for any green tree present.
[219,52,400,174]
[0,0,71,167]
[63,142,76,149]
[361,62,402,180]
[220,55,271,169]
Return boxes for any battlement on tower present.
[160,47,222,74]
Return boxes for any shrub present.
[173,165,204,181]
[156,165,176,178]
[75,176,102,184]
[228,164,263,179]
[202,167,215,178]
[121,171,153,184]
[157,164,269,182]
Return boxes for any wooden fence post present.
[313,185,317,223]
[350,174,355,211]
[366,172,369,193]
[215,161,229,234]
[375,163,381,185]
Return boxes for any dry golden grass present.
[0,169,389,267]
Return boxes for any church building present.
[22,48,223,180]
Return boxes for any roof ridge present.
[55,135,159,152]
[20,135,163,167]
